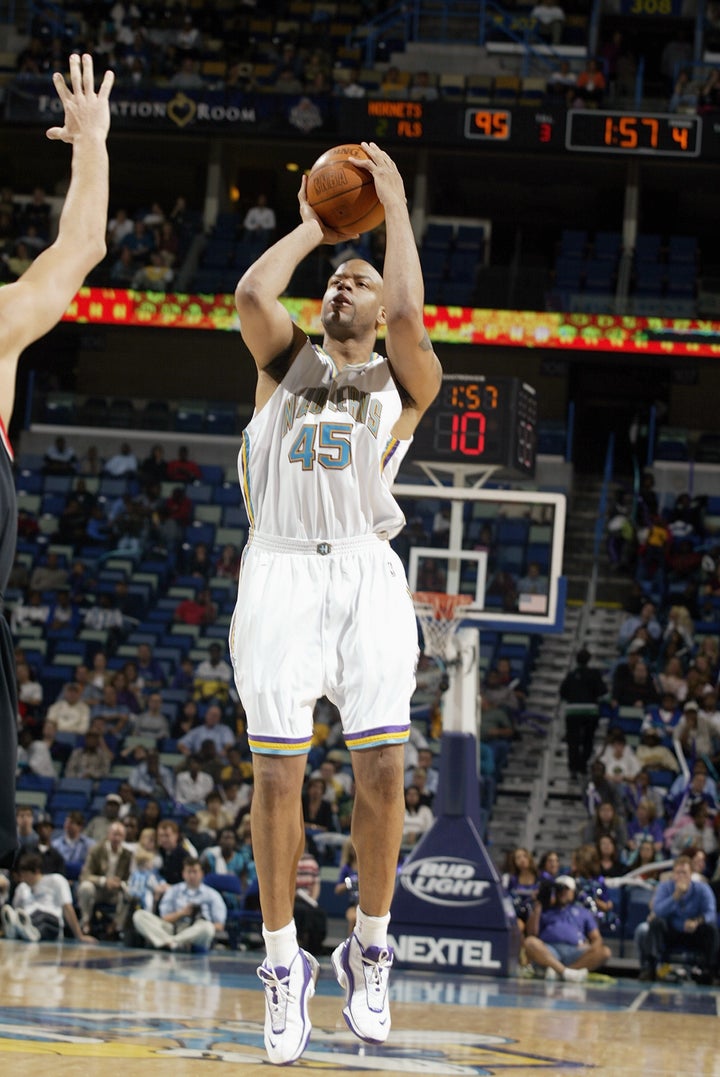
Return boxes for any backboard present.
[392,465,566,632]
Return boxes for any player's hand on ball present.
[298,175,360,244]
[349,141,406,208]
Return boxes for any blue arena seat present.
[47,791,91,813]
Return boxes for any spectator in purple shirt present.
[524,874,611,981]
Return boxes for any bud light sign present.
[400,857,492,907]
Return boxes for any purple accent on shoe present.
[331,933,393,1045]
[257,948,318,1064]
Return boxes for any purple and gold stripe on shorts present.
[345,725,410,751]
[249,733,314,756]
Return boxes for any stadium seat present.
[47,791,90,813]
[593,231,622,261]
[634,233,662,263]
[667,234,697,263]
[465,75,493,103]
[175,403,205,433]
[422,222,454,250]
[139,400,173,430]
[43,393,77,424]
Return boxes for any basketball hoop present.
[413,591,473,663]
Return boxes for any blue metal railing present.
[593,433,615,564]
[587,0,602,58]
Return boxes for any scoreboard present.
[339,99,720,160]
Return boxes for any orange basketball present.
[306,144,385,235]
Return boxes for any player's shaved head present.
[328,259,383,289]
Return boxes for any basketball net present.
[413,591,473,664]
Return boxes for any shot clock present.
[412,375,537,475]
[566,110,702,157]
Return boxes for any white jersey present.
[238,339,411,541]
[14,873,71,925]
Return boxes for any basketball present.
[306,144,385,235]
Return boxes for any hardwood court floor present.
[0,940,719,1076]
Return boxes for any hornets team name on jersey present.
[239,339,412,542]
[281,383,382,438]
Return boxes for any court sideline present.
[0,940,718,1076]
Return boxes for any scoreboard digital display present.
[412,375,537,474]
[566,110,702,157]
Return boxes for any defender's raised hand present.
[46,53,114,144]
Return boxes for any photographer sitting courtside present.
[132,857,227,951]
[524,874,611,981]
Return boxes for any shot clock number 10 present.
[412,375,537,475]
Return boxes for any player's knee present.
[354,747,404,803]
[253,756,305,804]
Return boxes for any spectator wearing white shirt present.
[43,435,78,475]
[175,755,215,808]
[47,682,91,734]
[193,643,233,705]
[107,207,134,249]
[2,852,95,942]
[242,193,276,250]
[531,0,566,44]
[597,729,641,786]
[103,441,138,477]
[83,592,125,633]
[10,590,50,634]
[26,719,58,778]
[179,702,235,760]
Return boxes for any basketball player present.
[0,54,113,869]
[232,141,442,1064]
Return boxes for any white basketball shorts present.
[230,532,418,755]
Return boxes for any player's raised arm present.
[235,174,356,374]
[350,141,441,416]
[0,53,113,426]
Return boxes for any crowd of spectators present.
[13,0,717,117]
[499,469,720,982]
[5,432,720,978]
[0,182,198,294]
[1,428,467,954]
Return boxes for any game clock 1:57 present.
[566,110,702,157]
[411,375,537,475]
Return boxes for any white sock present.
[355,908,390,950]
[263,920,298,969]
